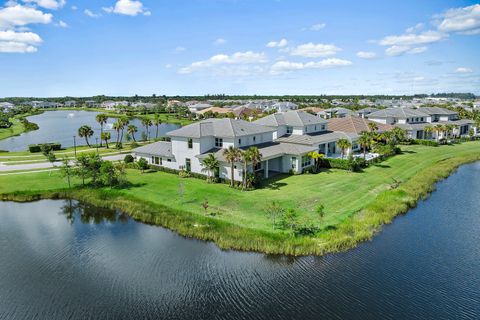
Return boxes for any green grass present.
[1,141,479,255]
[0,118,25,141]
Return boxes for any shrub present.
[28,143,61,153]
[124,154,134,164]
[413,139,439,147]
[130,142,139,148]
[178,170,191,178]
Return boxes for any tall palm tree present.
[358,132,371,159]
[241,147,263,189]
[368,122,378,133]
[95,114,108,147]
[127,124,138,142]
[223,146,242,187]
[119,116,129,144]
[153,114,162,139]
[101,132,111,149]
[434,124,445,142]
[336,138,352,159]
[424,125,434,140]
[141,118,153,141]
[112,121,121,145]
[78,125,94,147]
[201,154,219,182]
[391,127,407,143]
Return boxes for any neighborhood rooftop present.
[254,110,328,127]
[368,107,429,119]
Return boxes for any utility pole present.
[73,135,77,158]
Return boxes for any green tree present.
[78,125,94,147]
[137,157,149,173]
[95,114,108,147]
[112,121,121,145]
[241,147,263,189]
[118,116,129,144]
[307,151,324,172]
[60,156,73,188]
[201,153,220,182]
[336,138,352,159]
[153,114,162,139]
[101,131,111,149]
[368,122,378,133]
[127,124,138,142]
[141,118,153,141]
[358,132,371,159]
[264,201,285,229]
[223,146,242,187]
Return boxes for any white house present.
[188,103,212,113]
[102,101,129,110]
[0,102,15,113]
[133,110,360,182]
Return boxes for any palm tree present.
[95,114,108,147]
[201,154,219,182]
[127,124,138,142]
[336,138,352,159]
[358,132,371,159]
[153,114,162,139]
[424,125,434,140]
[368,122,378,133]
[434,124,445,142]
[223,146,242,187]
[391,127,407,143]
[240,147,262,189]
[112,121,121,145]
[78,125,93,147]
[101,132,111,149]
[141,118,153,141]
[119,116,129,144]
[308,151,324,172]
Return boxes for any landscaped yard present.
[0,118,25,141]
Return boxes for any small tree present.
[137,157,149,173]
[264,201,285,229]
[336,138,352,159]
[127,124,138,142]
[307,151,324,172]
[101,132,111,149]
[315,204,325,223]
[78,125,94,147]
[202,199,209,214]
[60,157,73,188]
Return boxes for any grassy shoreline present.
[1,143,479,256]
[0,111,42,142]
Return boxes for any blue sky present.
[0,0,479,97]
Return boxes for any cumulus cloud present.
[356,51,377,59]
[435,4,480,35]
[405,23,424,33]
[289,43,341,58]
[385,45,427,56]
[22,0,66,10]
[103,0,149,16]
[455,67,473,73]
[310,23,326,31]
[266,38,288,48]
[0,4,52,28]
[0,30,42,43]
[213,38,226,45]
[270,58,352,74]
[57,19,67,27]
[0,40,37,52]
[84,9,101,18]
[379,30,447,46]
[179,51,268,74]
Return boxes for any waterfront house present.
[0,102,15,113]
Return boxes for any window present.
[322,125,325,130]
[286,126,293,134]
[215,138,223,147]
[315,125,317,131]
[151,156,154,163]
[238,138,242,145]
[154,157,160,165]
[301,156,310,168]
[291,157,297,170]
[167,159,171,162]
[406,118,409,123]
[185,158,191,172]
[160,158,163,165]
[187,138,193,149]
[305,126,308,133]
[253,136,256,143]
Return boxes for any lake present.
[0,162,479,319]
[0,110,180,152]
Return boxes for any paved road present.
[0,154,128,173]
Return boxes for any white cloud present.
[103,0,148,16]
[310,23,326,31]
[379,30,447,46]
[0,4,52,28]
[174,46,185,53]
[57,20,67,27]
[266,38,288,48]
[405,23,424,33]
[356,51,377,59]
[435,4,480,35]
[71,5,77,10]
[213,38,226,45]
[84,9,101,18]
[0,41,37,52]
[289,43,341,58]
[0,30,42,43]
[455,67,473,73]
[270,58,352,74]
[385,45,427,56]
[165,64,172,69]
[179,51,268,74]
[22,0,66,10]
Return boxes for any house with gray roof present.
[254,110,328,138]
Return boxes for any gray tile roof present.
[196,142,316,162]
[254,110,328,127]
[418,107,458,115]
[276,131,358,146]
[367,107,429,119]
[133,141,174,157]
[167,118,275,138]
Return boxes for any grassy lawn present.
[0,118,25,141]
[1,141,479,255]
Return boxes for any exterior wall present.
[233,132,274,148]
[171,137,203,174]
[221,162,243,182]
[369,117,388,124]
[135,152,177,170]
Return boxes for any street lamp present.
[73,135,77,158]
[95,137,99,154]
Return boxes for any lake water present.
[0,162,479,319]
[0,110,180,152]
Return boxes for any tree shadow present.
[401,150,417,154]
[259,174,289,190]
[373,164,391,168]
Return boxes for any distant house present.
[328,116,394,134]
[196,107,232,117]
[85,100,97,108]
[131,102,157,110]
[265,102,298,113]
[64,100,77,107]
[102,101,129,110]
[318,107,354,119]
[188,103,212,113]
[356,107,379,118]
[0,102,15,113]
[28,101,60,109]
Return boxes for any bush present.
[374,144,400,157]
[413,139,439,147]
[124,154,134,164]
[178,170,191,178]
[130,142,139,148]
[28,143,61,153]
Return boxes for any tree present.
[336,138,352,159]
[241,147,263,189]
[127,124,138,142]
[358,132,371,159]
[112,121,121,145]
[434,124,445,142]
[424,125,434,140]
[201,153,219,182]
[469,128,475,140]
[153,114,162,139]
[101,132,111,149]
[202,199,209,214]
[95,114,108,147]
[391,127,407,143]
[119,116,129,144]
[75,154,90,186]
[368,122,378,133]
[307,151,324,172]
[223,146,242,187]
[137,157,149,173]
[264,201,285,229]
[141,118,153,141]
[60,157,73,188]
[78,125,94,147]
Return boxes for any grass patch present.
[1,142,479,255]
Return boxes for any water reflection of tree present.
[59,200,130,225]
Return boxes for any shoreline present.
[0,111,42,142]
[1,152,479,256]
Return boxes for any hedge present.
[28,143,62,153]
